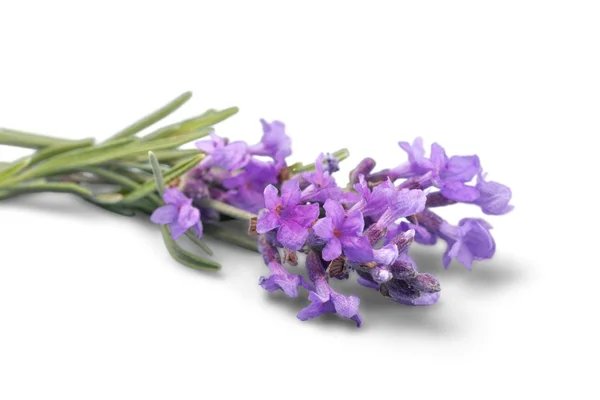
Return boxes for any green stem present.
[200,199,257,220]
[0,182,93,197]
[106,91,193,142]
[0,128,80,149]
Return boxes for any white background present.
[1,1,598,399]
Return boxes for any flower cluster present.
[251,136,512,326]
[154,119,513,326]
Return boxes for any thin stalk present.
[0,128,80,149]
[200,199,257,220]
[106,91,193,142]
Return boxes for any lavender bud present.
[410,273,441,293]
[258,235,282,265]
[349,157,376,185]
[324,153,340,174]
[391,229,415,254]
[365,224,387,245]
[384,279,421,301]
[389,258,418,280]
[306,249,327,283]
[426,192,457,208]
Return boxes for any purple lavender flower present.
[350,175,396,218]
[370,138,481,202]
[413,209,496,269]
[441,218,496,269]
[312,199,373,263]
[150,188,203,240]
[222,158,279,213]
[196,133,250,171]
[248,119,292,167]
[297,250,362,327]
[301,153,343,202]
[259,261,313,297]
[256,179,319,250]
[470,173,514,215]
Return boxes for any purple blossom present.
[440,218,496,270]
[301,153,343,202]
[196,133,250,171]
[470,173,514,215]
[256,179,319,250]
[222,158,278,213]
[370,138,481,202]
[312,199,373,263]
[150,188,203,240]
[259,261,313,297]
[297,250,362,327]
[414,209,496,269]
[248,119,292,167]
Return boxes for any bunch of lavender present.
[0,92,512,327]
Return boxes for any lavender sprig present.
[0,91,514,327]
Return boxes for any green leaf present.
[147,151,166,196]
[0,157,30,181]
[141,107,239,141]
[19,129,211,180]
[122,154,202,203]
[29,138,95,165]
[0,182,93,197]
[106,91,193,142]
[0,128,81,149]
[161,226,221,271]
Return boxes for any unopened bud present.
[348,158,376,185]
[410,273,441,293]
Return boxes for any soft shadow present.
[410,245,527,291]
[0,193,102,217]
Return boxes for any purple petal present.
[330,292,361,325]
[474,174,514,215]
[277,220,309,250]
[323,198,345,228]
[263,185,280,210]
[280,179,301,207]
[342,236,374,264]
[169,221,188,240]
[150,204,178,225]
[256,210,280,234]
[322,237,342,261]
[163,188,189,206]
[297,292,335,321]
[441,181,480,202]
[341,210,365,236]
[458,218,496,260]
[373,243,398,265]
[390,189,427,218]
[195,140,216,154]
[429,142,448,171]
[441,155,481,182]
[193,222,203,238]
[312,217,334,240]
[289,203,319,227]
[177,203,200,229]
